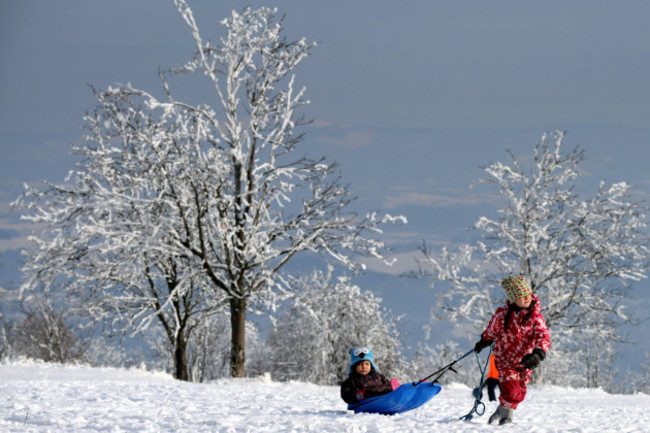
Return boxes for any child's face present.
[514,294,532,308]
[355,360,372,376]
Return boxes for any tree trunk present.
[174,333,189,381]
[230,296,247,377]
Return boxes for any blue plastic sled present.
[347,382,442,415]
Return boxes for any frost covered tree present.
[405,340,478,387]
[265,267,404,385]
[10,295,87,363]
[0,285,9,359]
[411,131,649,385]
[15,1,403,378]
[16,159,225,381]
[634,353,650,394]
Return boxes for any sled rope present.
[459,346,493,421]
[414,348,475,386]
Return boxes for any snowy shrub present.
[633,354,650,395]
[0,286,8,359]
[265,267,405,385]
[406,340,483,387]
[8,295,86,364]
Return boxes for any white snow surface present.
[1,360,649,432]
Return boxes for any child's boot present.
[488,405,513,425]
[500,406,513,425]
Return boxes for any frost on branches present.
[13,1,404,379]
[265,266,404,385]
[412,131,649,388]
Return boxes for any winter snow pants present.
[498,368,532,409]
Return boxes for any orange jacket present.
[488,354,498,379]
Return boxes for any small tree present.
[411,131,649,385]
[0,285,9,359]
[635,353,650,394]
[185,313,232,382]
[266,267,404,385]
[406,340,478,386]
[10,295,86,363]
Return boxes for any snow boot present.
[488,404,513,425]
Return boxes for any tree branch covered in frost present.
[14,2,404,378]
[265,266,404,385]
[410,131,650,385]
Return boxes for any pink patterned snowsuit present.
[481,293,551,409]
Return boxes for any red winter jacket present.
[481,293,551,371]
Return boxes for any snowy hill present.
[1,360,649,432]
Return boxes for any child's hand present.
[355,390,365,401]
[521,348,546,369]
[474,339,492,353]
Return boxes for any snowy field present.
[1,360,649,432]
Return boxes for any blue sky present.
[1,1,649,369]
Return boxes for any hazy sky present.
[1,0,649,367]
[3,1,650,133]
[3,0,650,238]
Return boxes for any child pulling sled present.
[474,275,551,425]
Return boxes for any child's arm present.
[340,378,363,404]
[475,307,507,351]
[531,309,551,353]
[520,302,551,369]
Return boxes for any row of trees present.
[2,274,648,393]
[0,268,406,383]
[4,0,648,393]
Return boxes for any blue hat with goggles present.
[348,346,378,374]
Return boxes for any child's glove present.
[355,390,365,401]
[521,348,546,370]
[390,378,401,390]
[474,339,493,353]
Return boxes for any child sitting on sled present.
[340,346,400,404]
[474,275,551,425]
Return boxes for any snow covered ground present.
[1,360,649,432]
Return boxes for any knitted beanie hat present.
[501,275,532,303]
[348,346,378,374]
